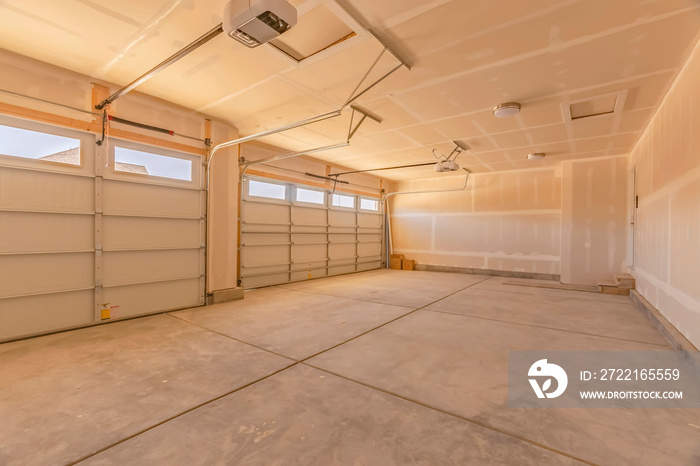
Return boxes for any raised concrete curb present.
[630,290,700,376]
[207,287,245,305]
[414,263,560,281]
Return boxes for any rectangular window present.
[360,198,379,211]
[249,180,286,200]
[0,124,80,165]
[296,188,324,204]
[332,193,355,208]
[114,146,192,181]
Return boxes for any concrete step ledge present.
[414,263,560,281]
[207,287,245,305]
[630,290,700,377]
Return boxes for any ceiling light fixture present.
[528,152,545,160]
[492,102,521,118]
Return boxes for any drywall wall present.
[561,156,628,285]
[629,37,700,349]
[389,167,562,275]
[208,124,240,293]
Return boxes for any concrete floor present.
[1,270,699,465]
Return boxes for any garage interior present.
[0,0,699,464]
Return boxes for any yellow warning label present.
[101,309,111,320]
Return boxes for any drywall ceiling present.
[0,0,699,180]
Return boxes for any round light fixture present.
[493,102,521,118]
[528,152,545,160]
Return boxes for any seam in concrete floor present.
[68,362,299,465]
[298,276,494,362]
[300,363,598,466]
[423,308,671,348]
[165,313,299,363]
[69,275,494,464]
[279,285,477,308]
[62,273,663,465]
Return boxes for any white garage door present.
[240,177,382,288]
[0,116,205,341]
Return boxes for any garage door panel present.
[0,211,93,253]
[358,261,380,272]
[0,167,94,213]
[102,217,200,250]
[291,226,326,235]
[0,120,206,341]
[329,243,355,260]
[292,243,326,262]
[102,249,200,286]
[292,233,326,244]
[0,253,93,298]
[0,290,94,342]
[291,206,326,225]
[291,264,327,282]
[358,212,381,228]
[241,244,288,268]
[241,233,289,246]
[242,202,289,225]
[102,180,200,218]
[358,242,381,257]
[329,210,355,226]
[102,278,201,319]
[328,263,355,275]
[243,273,289,289]
[241,178,381,288]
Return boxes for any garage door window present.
[360,198,379,211]
[114,146,192,181]
[296,188,324,205]
[0,123,81,165]
[249,180,287,200]
[332,193,354,208]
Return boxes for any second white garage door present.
[240,177,382,288]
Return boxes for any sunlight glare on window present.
[296,188,324,204]
[332,193,354,208]
[0,124,80,165]
[249,180,286,200]
[360,198,379,211]
[114,147,192,181]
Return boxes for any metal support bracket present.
[347,105,382,142]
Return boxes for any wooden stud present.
[204,119,212,160]
[0,100,205,156]
[91,83,111,122]
[0,101,96,133]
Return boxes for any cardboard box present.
[402,259,415,271]
[389,254,404,270]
